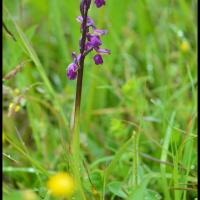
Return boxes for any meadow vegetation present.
[3,0,197,199]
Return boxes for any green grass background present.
[3,0,197,199]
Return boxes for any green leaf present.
[127,184,146,200]
[3,192,22,200]
[25,25,38,40]
[126,177,151,200]
[145,190,162,200]
[108,181,127,199]
[90,171,104,191]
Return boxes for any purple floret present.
[67,63,78,80]
[94,0,106,8]
[87,35,102,48]
[93,54,103,65]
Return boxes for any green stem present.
[71,66,87,200]
[133,131,139,188]
[70,4,89,200]
[71,52,87,200]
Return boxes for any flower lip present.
[94,0,106,8]
[93,54,103,65]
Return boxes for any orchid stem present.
[71,3,89,200]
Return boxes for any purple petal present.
[93,54,103,65]
[72,52,77,61]
[95,48,110,54]
[71,52,81,65]
[93,29,108,36]
[67,63,78,80]
[77,54,82,62]
[76,16,95,28]
[86,16,95,27]
[76,16,83,23]
[94,0,106,8]
[87,35,102,48]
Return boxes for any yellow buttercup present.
[47,172,75,197]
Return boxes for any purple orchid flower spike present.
[66,0,110,80]
[68,2,110,198]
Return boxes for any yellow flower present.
[9,103,20,113]
[14,105,20,112]
[9,103,14,110]
[47,172,75,197]
[180,40,190,53]
[14,88,20,96]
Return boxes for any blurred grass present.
[3,0,197,199]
